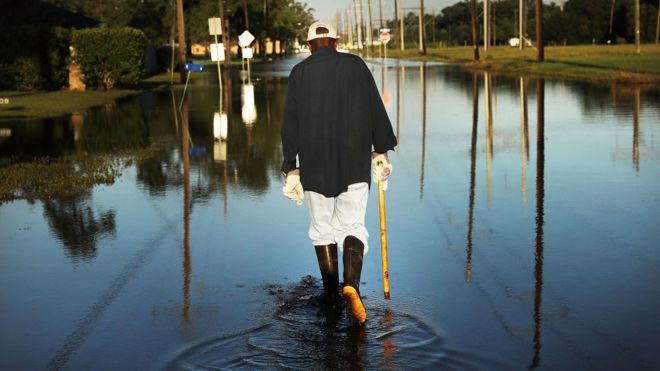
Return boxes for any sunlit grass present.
[386,43,660,83]
[0,89,140,119]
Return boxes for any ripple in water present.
[167,276,483,370]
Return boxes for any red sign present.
[379,31,391,43]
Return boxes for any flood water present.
[1,56,659,370]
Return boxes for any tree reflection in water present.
[42,193,116,262]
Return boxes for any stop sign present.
[379,31,391,43]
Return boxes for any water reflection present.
[181,95,192,325]
[2,62,660,370]
[466,72,479,283]
[485,72,494,206]
[167,278,460,370]
[43,193,116,262]
[520,77,529,205]
[530,78,546,370]
[633,88,640,172]
[419,64,426,199]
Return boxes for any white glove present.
[283,170,304,205]
[372,153,392,191]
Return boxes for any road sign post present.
[238,30,256,82]
[208,17,224,107]
[379,29,391,61]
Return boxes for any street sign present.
[184,63,204,72]
[241,47,253,59]
[238,30,255,47]
[208,17,222,36]
[379,31,391,44]
[210,43,225,61]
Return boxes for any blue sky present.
[304,0,459,21]
[304,0,555,22]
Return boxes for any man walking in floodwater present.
[280,21,397,325]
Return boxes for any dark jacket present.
[280,47,397,197]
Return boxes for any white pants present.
[305,182,370,255]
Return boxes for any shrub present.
[0,27,71,91]
[72,28,146,90]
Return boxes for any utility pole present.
[536,0,544,61]
[609,0,616,42]
[656,0,660,44]
[520,0,525,49]
[347,9,354,47]
[492,1,496,46]
[432,10,436,45]
[470,0,479,60]
[368,0,375,55]
[419,0,426,54]
[378,0,384,56]
[262,0,267,59]
[219,0,230,68]
[355,0,363,50]
[176,0,186,83]
[635,0,640,54]
[393,0,399,49]
[379,0,384,29]
[400,3,405,50]
[484,0,489,51]
[243,0,249,29]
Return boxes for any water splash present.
[167,276,480,370]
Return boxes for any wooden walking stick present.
[378,179,391,299]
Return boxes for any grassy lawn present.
[0,89,143,119]
[385,44,660,84]
[0,57,262,119]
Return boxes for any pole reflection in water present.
[485,72,494,206]
[396,65,401,151]
[381,64,391,111]
[399,65,406,149]
[633,88,640,172]
[213,108,229,218]
[381,309,398,369]
[420,63,427,199]
[530,78,545,370]
[223,68,232,116]
[242,83,257,148]
[520,77,529,205]
[181,95,192,325]
[71,112,84,143]
[466,72,479,283]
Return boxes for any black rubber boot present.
[342,236,366,324]
[315,244,339,296]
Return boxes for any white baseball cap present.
[306,21,338,41]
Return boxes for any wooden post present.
[609,0,616,42]
[635,0,640,54]
[368,0,374,56]
[535,0,544,62]
[520,0,525,49]
[393,0,398,49]
[419,0,426,54]
[471,0,480,60]
[219,0,230,68]
[656,0,660,44]
[176,0,186,83]
[484,0,489,51]
[400,3,405,50]
[243,0,249,29]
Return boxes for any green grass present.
[0,89,143,119]
[385,44,660,84]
